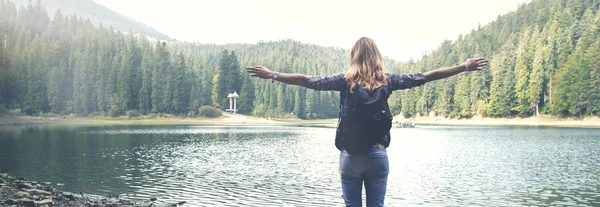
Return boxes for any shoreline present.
[0,114,599,129]
[395,115,600,128]
[0,173,181,207]
[0,114,337,130]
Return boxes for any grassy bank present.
[1,113,599,129]
[0,112,337,129]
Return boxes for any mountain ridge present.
[10,0,171,40]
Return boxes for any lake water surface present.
[0,125,599,206]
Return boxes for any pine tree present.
[488,36,518,117]
[0,28,11,108]
[216,50,231,109]
[293,88,306,119]
[453,75,471,117]
[117,31,137,114]
[238,74,255,114]
[211,73,220,108]
[138,34,153,114]
[276,84,286,112]
[528,42,547,116]
[514,29,533,116]
[171,53,189,115]
[229,51,242,93]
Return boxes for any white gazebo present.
[226,91,239,115]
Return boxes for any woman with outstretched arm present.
[246,37,488,207]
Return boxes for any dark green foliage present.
[126,110,140,118]
[215,50,242,109]
[198,105,221,118]
[0,26,13,109]
[2,0,600,119]
[237,74,255,115]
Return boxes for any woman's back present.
[246,37,488,207]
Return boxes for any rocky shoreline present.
[0,173,185,207]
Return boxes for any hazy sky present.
[94,0,530,61]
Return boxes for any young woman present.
[246,37,488,207]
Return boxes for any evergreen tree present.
[514,28,533,116]
[117,31,137,114]
[528,42,547,116]
[0,28,12,108]
[211,73,220,108]
[138,34,153,114]
[216,50,231,108]
[238,74,255,114]
[293,88,306,119]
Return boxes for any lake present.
[1,125,599,206]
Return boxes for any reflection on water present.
[0,125,599,206]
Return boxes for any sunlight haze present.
[95,0,530,61]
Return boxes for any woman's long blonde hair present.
[345,37,387,93]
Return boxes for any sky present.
[94,0,530,61]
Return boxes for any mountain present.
[11,0,171,40]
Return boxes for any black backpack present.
[336,84,393,155]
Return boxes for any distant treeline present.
[0,0,599,119]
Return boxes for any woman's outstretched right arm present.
[246,66,310,87]
[247,66,345,91]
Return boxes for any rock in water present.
[150,197,157,202]
[6,198,36,207]
[21,199,36,207]
[4,199,17,205]
[63,193,76,200]
[35,198,53,206]
[17,182,33,189]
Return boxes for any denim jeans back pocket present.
[339,152,365,178]
[369,143,387,158]
[366,148,389,176]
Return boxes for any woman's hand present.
[463,58,488,71]
[246,66,274,79]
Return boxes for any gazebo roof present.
[227,91,239,98]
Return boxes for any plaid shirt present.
[305,72,427,150]
[306,73,427,91]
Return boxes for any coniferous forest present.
[0,0,599,119]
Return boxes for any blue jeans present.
[339,143,389,207]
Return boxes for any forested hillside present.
[0,0,599,119]
[395,0,600,118]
